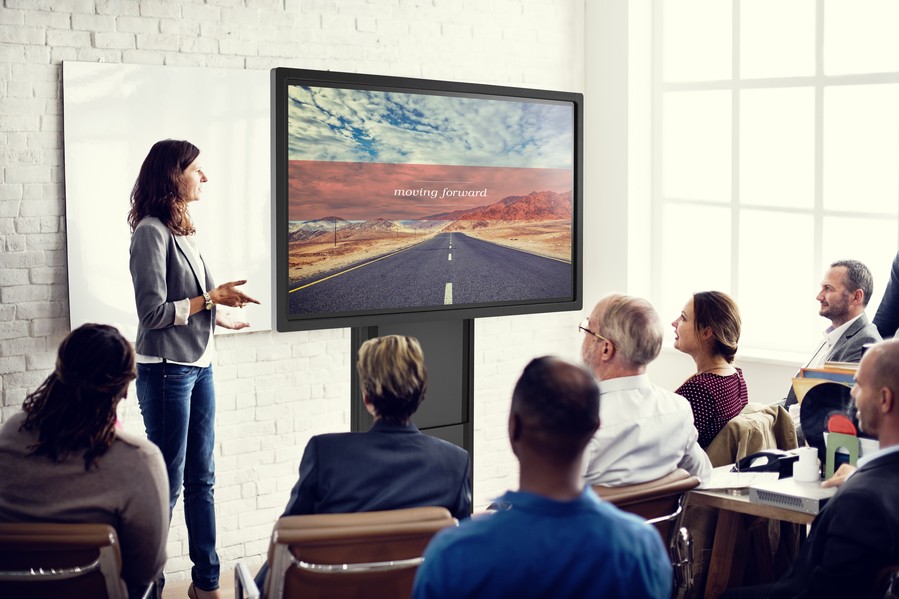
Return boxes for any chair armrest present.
[234,562,260,599]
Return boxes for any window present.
[652,0,899,358]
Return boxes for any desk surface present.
[688,488,816,525]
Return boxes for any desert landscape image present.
[287,190,572,282]
[287,161,573,285]
[283,83,576,315]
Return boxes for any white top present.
[857,441,899,468]
[582,374,713,488]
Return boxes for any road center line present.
[444,282,453,304]
[448,253,452,261]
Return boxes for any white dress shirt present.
[582,374,713,488]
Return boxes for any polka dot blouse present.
[675,368,748,449]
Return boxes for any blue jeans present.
[137,362,220,591]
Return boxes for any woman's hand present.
[209,280,260,309]
[216,308,250,330]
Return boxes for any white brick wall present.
[0,0,586,582]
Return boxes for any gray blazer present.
[130,217,216,363]
[784,313,881,408]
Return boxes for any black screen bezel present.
[271,67,583,332]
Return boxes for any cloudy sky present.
[286,84,575,169]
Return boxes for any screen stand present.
[350,318,475,485]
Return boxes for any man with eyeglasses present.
[579,293,712,487]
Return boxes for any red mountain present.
[421,190,572,223]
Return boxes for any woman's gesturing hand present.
[210,280,261,309]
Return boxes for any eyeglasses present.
[578,318,610,343]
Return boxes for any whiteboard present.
[62,61,272,338]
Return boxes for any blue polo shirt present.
[412,487,673,599]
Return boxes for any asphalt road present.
[287,232,572,315]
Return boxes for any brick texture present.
[0,0,584,583]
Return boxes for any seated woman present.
[0,324,168,598]
[254,334,472,595]
[672,291,748,448]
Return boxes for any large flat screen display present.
[272,68,583,331]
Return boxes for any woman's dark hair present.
[20,323,136,471]
[127,139,200,235]
[692,291,741,363]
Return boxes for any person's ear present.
[851,288,865,306]
[509,412,522,443]
[701,326,714,341]
[881,386,895,416]
[600,340,615,361]
[363,393,377,417]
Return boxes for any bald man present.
[725,338,899,599]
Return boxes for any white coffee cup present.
[793,446,820,482]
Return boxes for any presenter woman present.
[128,139,259,599]
[672,291,748,448]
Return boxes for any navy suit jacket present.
[784,314,881,408]
[255,420,471,595]
[281,420,471,520]
[874,249,899,339]
[769,450,899,598]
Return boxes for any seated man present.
[724,338,899,599]
[580,293,712,486]
[784,259,881,410]
[254,334,471,594]
[874,249,899,339]
[412,356,673,599]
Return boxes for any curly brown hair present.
[21,324,136,471]
[127,139,200,236]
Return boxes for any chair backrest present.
[706,402,798,467]
[265,506,457,599]
[0,522,127,599]
[593,468,700,543]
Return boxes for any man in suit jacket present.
[254,334,471,595]
[724,338,899,599]
[874,249,899,339]
[784,259,882,410]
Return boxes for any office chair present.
[237,506,457,599]
[594,468,701,595]
[0,521,151,599]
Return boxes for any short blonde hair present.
[357,335,428,424]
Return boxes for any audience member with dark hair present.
[723,338,899,599]
[672,291,748,447]
[784,259,881,410]
[0,323,169,598]
[253,334,471,596]
[412,356,673,599]
[579,293,712,486]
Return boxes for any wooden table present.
[687,489,815,599]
